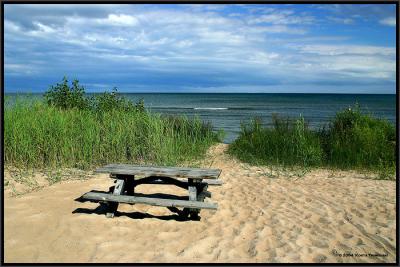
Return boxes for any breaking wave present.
[193,107,228,110]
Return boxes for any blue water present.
[121,93,396,143]
[5,93,396,143]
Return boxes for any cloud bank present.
[4,4,397,93]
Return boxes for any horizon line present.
[4,91,397,95]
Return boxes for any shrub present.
[88,87,145,113]
[44,77,144,112]
[44,76,89,110]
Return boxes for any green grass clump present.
[5,81,221,169]
[320,104,395,175]
[5,99,220,169]
[228,114,323,167]
[228,105,395,178]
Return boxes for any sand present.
[4,144,397,263]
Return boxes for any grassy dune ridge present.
[4,78,396,180]
[228,105,396,179]
[5,98,221,169]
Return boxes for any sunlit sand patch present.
[4,144,396,263]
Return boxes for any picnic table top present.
[95,164,221,180]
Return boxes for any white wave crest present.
[193,107,228,110]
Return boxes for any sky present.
[3,4,397,93]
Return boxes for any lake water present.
[121,93,396,143]
[5,93,396,143]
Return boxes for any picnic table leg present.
[109,175,135,195]
[106,178,125,218]
[124,175,135,195]
[197,182,208,202]
[187,178,200,220]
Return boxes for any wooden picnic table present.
[78,164,222,220]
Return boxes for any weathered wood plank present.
[110,177,223,189]
[204,179,223,186]
[96,164,221,180]
[106,179,125,218]
[82,192,218,210]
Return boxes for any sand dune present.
[4,144,396,263]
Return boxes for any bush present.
[44,76,89,110]
[44,77,144,112]
[88,87,145,113]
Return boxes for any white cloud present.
[327,16,354,24]
[248,52,279,63]
[379,17,396,26]
[175,40,193,48]
[100,14,139,26]
[35,22,56,33]
[282,44,395,80]
[4,20,20,32]
[250,25,307,34]
[4,4,396,93]
[291,44,395,56]
[321,55,394,76]
[196,29,246,44]
[248,10,314,25]
[5,63,38,75]
[182,4,227,11]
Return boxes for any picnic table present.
[78,164,222,220]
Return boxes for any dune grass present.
[228,115,323,167]
[5,78,395,181]
[4,97,221,170]
[320,105,396,175]
[228,105,396,179]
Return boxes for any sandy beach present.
[4,144,397,263]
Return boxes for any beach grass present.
[228,105,396,179]
[228,114,323,168]
[320,104,396,176]
[4,96,221,170]
[5,78,395,180]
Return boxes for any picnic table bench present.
[78,164,222,220]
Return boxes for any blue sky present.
[4,4,397,93]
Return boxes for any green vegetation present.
[44,77,88,110]
[228,105,396,179]
[44,76,144,112]
[320,104,396,175]
[229,115,322,167]
[5,77,221,170]
[5,77,395,180]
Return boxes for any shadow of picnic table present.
[72,190,197,221]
